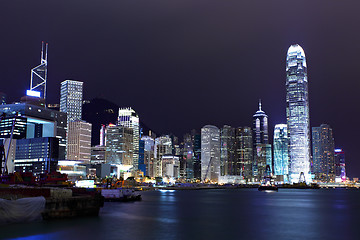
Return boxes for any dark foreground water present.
[2,188,360,240]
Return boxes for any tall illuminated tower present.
[253,100,268,145]
[286,44,311,183]
[28,42,48,100]
[252,101,272,181]
[118,107,140,170]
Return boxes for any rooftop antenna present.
[29,41,48,100]
[259,99,262,111]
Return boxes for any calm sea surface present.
[2,188,360,240]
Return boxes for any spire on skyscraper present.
[29,41,48,100]
[259,99,262,111]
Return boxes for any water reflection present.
[2,189,359,240]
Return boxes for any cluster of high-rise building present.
[0,43,347,184]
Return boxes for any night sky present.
[1,1,360,177]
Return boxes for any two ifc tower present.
[26,42,312,183]
[286,44,311,183]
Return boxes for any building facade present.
[141,135,155,177]
[183,133,194,180]
[252,101,272,181]
[273,124,289,182]
[14,137,59,175]
[118,108,140,170]
[67,121,92,164]
[334,149,346,182]
[201,125,220,182]
[154,136,172,177]
[193,132,202,180]
[312,124,335,182]
[286,44,312,183]
[220,125,236,176]
[105,124,133,166]
[91,145,106,164]
[162,155,180,179]
[235,127,253,181]
[0,103,67,160]
[60,80,83,123]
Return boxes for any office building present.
[141,136,155,178]
[162,155,180,179]
[99,124,106,146]
[67,121,92,164]
[14,137,59,175]
[201,125,220,182]
[105,124,133,166]
[312,124,335,182]
[235,127,253,181]
[0,103,66,160]
[334,149,346,182]
[253,100,269,144]
[60,80,83,123]
[91,145,106,164]
[193,131,202,180]
[220,125,236,176]
[286,44,312,183]
[118,107,140,170]
[154,135,172,177]
[139,139,146,175]
[183,133,194,180]
[273,124,289,182]
[252,101,272,181]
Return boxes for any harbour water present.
[2,188,360,240]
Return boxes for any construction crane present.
[0,112,18,176]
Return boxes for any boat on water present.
[0,186,104,224]
[258,165,278,192]
[258,185,278,191]
[101,188,142,202]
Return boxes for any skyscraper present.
[201,125,220,182]
[183,133,194,180]
[220,125,236,176]
[286,44,311,183]
[154,135,172,177]
[312,124,335,182]
[118,108,140,170]
[235,127,253,180]
[67,121,92,164]
[28,42,48,100]
[334,149,346,182]
[141,135,155,177]
[193,132,202,180]
[105,124,133,166]
[253,100,268,145]
[273,124,289,182]
[252,101,272,181]
[60,80,83,123]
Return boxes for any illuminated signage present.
[26,90,41,98]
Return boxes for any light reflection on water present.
[2,189,359,240]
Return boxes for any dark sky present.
[1,1,360,177]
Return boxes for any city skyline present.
[1,1,360,178]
